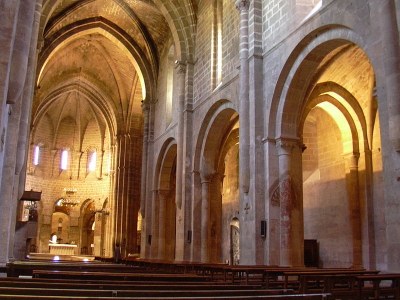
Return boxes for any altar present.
[49,243,77,255]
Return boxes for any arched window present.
[33,145,40,166]
[61,149,69,170]
[166,45,175,126]
[88,150,97,172]
[211,0,223,89]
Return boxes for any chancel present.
[0,0,400,298]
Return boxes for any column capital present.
[175,60,187,74]
[343,152,360,169]
[275,137,300,155]
[236,0,250,12]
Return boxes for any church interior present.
[1,0,400,297]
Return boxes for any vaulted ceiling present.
[33,0,197,143]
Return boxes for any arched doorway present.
[270,27,384,268]
[299,46,381,268]
[230,218,240,265]
[220,126,240,264]
[80,200,95,255]
[195,102,239,263]
[156,141,177,260]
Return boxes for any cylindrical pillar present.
[150,189,159,258]
[276,138,303,266]
[0,0,20,110]
[0,0,37,265]
[114,132,132,257]
[236,0,250,194]
[157,190,169,259]
[140,101,150,218]
[200,175,211,262]
[344,152,363,269]
[175,61,186,209]
[377,0,400,151]
[6,0,36,105]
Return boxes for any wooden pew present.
[0,272,332,299]
[282,269,380,291]
[0,286,318,298]
[32,269,211,282]
[356,273,400,299]
[6,261,146,277]
[0,295,332,300]
[125,257,229,275]
[0,277,267,290]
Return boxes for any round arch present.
[269,26,366,140]
[155,138,178,191]
[153,138,178,260]
[193,100,238,174]
[192,100,239,263]
[301,82,370,152]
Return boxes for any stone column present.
[143,103,155,258]
[150,189,159,258]
[114,134,123,244]
[106,141,117,257]
[200,174,211,262]
[0,0,20,114]
[113,132,133,257]
[140,101,150,218]
[99,150,105,178]
[6,0,36,105]
[157,190,169,259]
[191,170,202,262]
[15,0,43,199]
[376,0,400,151]
[276,138,303,267]
[175,61,186,209]
[182,60,194,261]
[0,0,37,266]
[344,152,363,269]
[236,0,250,194]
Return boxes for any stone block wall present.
[193,1,214,103]
[222,0,240,82]
[303,109,352,267]
[193,0,240,103]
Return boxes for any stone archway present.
[270,28,382,268]
[230,218,240,265]
[155,139,177,260]
[194,103,239,263]
[80,200,96,255]
[298,46,380,269]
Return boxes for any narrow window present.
[88,151,97,172]
[166,45,175,126]
[33,145,40,166]
[211,0,223,89]
[61,150,68,170]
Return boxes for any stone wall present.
[303,110,352,267]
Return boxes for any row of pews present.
[1,258,399,299]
